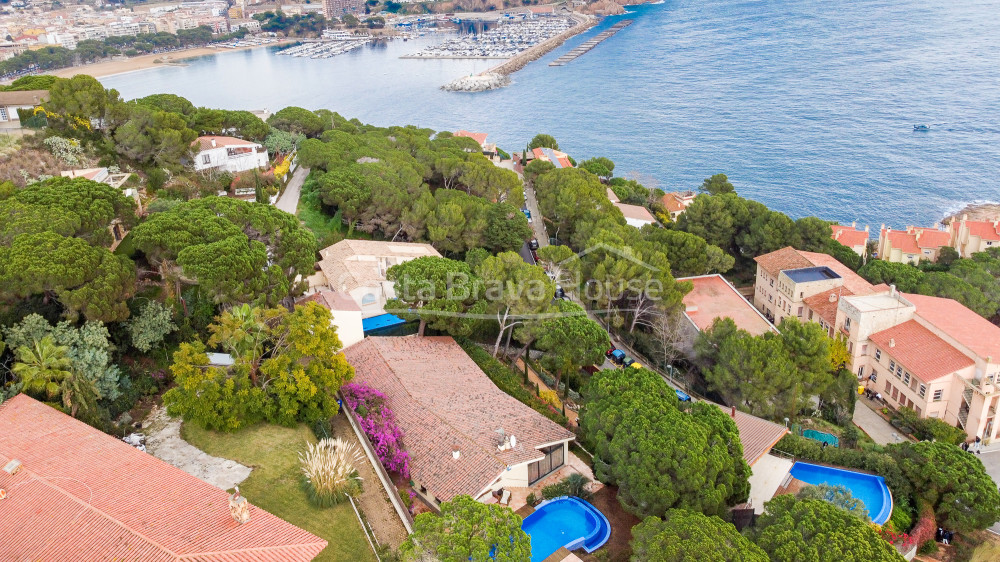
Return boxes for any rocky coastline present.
[942,202,1000,224]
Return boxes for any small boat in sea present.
[913,124,930,131]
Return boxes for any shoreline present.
[47,40,296,80]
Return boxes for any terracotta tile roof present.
[661,192,685,213]
[343,336,575,502]
[869,320,975,383]
[797,250,875,295]
[614,202,656,223]
[0,89,48,106]
[715,404,788,466]
[297,290,361,312]
[754,247,812,277]
[316,239,441,294]
[830,224,869,248]
[964,220,1000,242]
[0,395,327,562]
[908,227,951,249]
[679,274,776,336]
[192,136,261,152]
[802,286,854,326]
[453,130,488,146]
[881,228,921,255]
[905,293,1000,360]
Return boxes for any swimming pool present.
[521,496,610,562]
[789,462,892,525]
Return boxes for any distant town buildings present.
[323,0,364,19]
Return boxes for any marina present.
[276,38,372,59]
[404,17,576,59]
[549,20,632,66]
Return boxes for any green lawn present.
[181,422,375,562]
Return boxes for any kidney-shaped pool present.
[789,461,892,525]
[521,496,610,562]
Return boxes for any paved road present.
[274,165,308,214]
[523,183,549,248]
[852,399,900,446]
[976,444,1000,534]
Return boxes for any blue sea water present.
[102,0,1000,228]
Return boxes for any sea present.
[101,0,1000,229]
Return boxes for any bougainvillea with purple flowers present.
[342,382,411,478]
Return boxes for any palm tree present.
[61,371,100,419]
[12,336,72,400]
[208,304,269,383]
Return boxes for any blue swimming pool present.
[789,462,892,525]
[521,496,610,562]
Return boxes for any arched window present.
[361,293,376,306]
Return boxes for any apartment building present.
[950,215,1000,257]
[752,246,1000,440]
[876,225,951,264]
[830,222,869,257]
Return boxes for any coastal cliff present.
[580,0,627,16]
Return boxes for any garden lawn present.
[182,422,374,562]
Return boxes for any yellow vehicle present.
[630,362,642,369]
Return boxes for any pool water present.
[789,462,892,525]
[521,497,610,562]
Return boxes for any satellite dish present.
[509,435,517,448]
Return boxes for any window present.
[857,366,864,377]
[528,444,565,484]
[885,380,891,392]
[768,294,773,303]
[889,360,896,371]
[896,365,903,377]
[891,387,898,400]
[903,372,910,385]
[933,389,943,402]
[848,342,853,353]
[844,317,852,332]
[361,293,377,306]
[201,154,211,164]
[797,306,803,316]
[770,279,774,287]
[0,107,8,121]
[919,384,926,398]
[809,310,814,320]
[875,349,882,361]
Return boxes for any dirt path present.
[142,406,252,490]
[331,413,409,549]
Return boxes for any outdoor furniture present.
[500,489,511,505]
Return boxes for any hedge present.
[457,338,569,427]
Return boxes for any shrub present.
[299,437,363,507]
[43,136,83,166]
[525,492,537,506]
[541,473,592,500]
[909,500,937,549]
[341,382,411,477]
[539,389,561,410]
[889,504,913,533]
[918,540,938,555]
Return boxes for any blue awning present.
[362,314,406,332]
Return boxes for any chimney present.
[228,487,251,525]
[864,225,869,233]
[3,459,22,476]
[211,139,217,148]
[962,213,968,221]
[889,338,896,348]
[828,293,837,303]
[851,221,856,228]
[452,447,461,460]
[889,284,897,297]
[731,406,736,418]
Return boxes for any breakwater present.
[442,12,596,92]
[549,19,632,66]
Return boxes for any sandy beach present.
[49,41,294,80]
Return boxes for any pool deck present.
[747,453,794,513]
[541,548,574,562]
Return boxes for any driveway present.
[523,183,549,248]
[274,165,308,214]
[978,446,1000,534]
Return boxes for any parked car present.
[529,238,539,250]
[610,349,626,364]
[555,285,566,299]
[622,356,635,367]
[522,209,533,223]
[605,346,617,359]
[629,362,643,369]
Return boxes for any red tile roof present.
[661,192,686,213]
[964,220,1000,242]
[908,227,951,249]
[715,404,788,466]
[830,224,869,248]
[880,228,921,255]
[802,287,854,326]
[453,130,488,146]
[680,274,776,336]
[343,336,575,502]
[192,136,260,152]
[905,293,1000,360]
[297,290,361,312]
[754,247,812,277]
[869,320,975,383]
[0,395,327,562]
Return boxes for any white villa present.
[191,135,268,174]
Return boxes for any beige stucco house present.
[950,215,1000,258]
[310,239,442,318]
[876,225,951,264]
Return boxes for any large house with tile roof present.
[192,135,269,174]
[661,191,696,221]
[0,394,327,561]
[677,274,777,357]
[877,225,952,264]
[343,336,576,508]
[950,215,1000,258]
[830,223,870,257]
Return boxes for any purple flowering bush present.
[342,382,411,478]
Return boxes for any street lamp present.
[784,417,790,429]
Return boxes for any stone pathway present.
[142,406,251,491]
[852,399,900,446]
[331,413,409,549]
